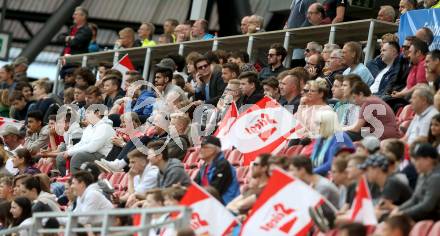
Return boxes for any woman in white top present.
[10,196,33,236]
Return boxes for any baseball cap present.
[0,125,20,136]
[201,136,221,148]
[361,135,380,153]
[155,58,176,71]
[358,153,389,170]
[412,143,438,160]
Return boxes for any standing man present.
[136,22,156,47]
[240,16,250,34]
[58,7,92,55]
[259,43,288,81]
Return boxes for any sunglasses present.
[197,64,209,70]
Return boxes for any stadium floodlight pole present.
[18,0,85,63]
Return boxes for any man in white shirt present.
[56,109,115,176]
[403,85,439,144]
[123,149,159,207]
[370,42,400,95]
[71,171,113,225]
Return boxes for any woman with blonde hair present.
[310,109,353,176]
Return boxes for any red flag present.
[227,96,302,165]
[112,54,136,90]
[180,182,238,236]
[350,175,377,225]
[241,169,324,236]
[214,102,238,150]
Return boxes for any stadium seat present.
[109,172,125,185]
[236,166,249,184]
[227,149,243,166]
[410,220,434,236]
[427,221,440,236]
[300,139,316,157]
[284,145,303,157]
[40,161,54,174]
[184,151,200,169]
[114,173,129,191]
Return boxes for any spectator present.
[308,109,353,176]
[175,22,191,43]
[424,0,440,8]
[304,41,323,63]
[289,155,339,208]
[262,77,282,102]
[237,71,264,109]
[404,85,438,144]
[381,215,413,236]
[338,223,367,236]
[167,112,191,161]
[195,136,240,204]
[193,56,226,106]
[20,176,60,212]
[342,41,375,86]
[331,75,344,101]
[325,49,346,88]
[305,54,325,80]
[427,50,440,89]
[392,143,440,221]
[221,63,239,83]
[247,15,264,34]
[163,18,179,42]
[12,57,29,82]
[217,79,242,112]
[136,22,156,47]
[0,125,24,163]
[122,149,159,207]
[58,6,92,55]
[12,148,40,175]
[30,79,58,122]
[377,5,397,22]
[331,158,350,208]
[429,113,440,152]
[15,81,33,103]
[391,38,429,99]
[115,27,136,49]
[70,171,113,225]
[191,19,214,40]
[10,197,33,231]
[336,74,362,127]
[88,23,99,53]
[74,67,96,87]
[287,0,317,29]
[240,16,250,34]
[102,75,124,109]
[158,33,174,45]
[0,177,14,201]
[399,0,417,15]
[322,0,349,24]
[304,3,327,26]
[259,43,288,81]
[85,85,103,108]
[370,42,401,96]
[147,140,191,188]
[155,61,187,103]
[24,111,49,155]
[63,88,74,104]
[322,43,340,66]
[345,80,400,140]
[0,64,17,92]
[8,92,32,121]
[415,27,434,46]
[359,153,412,212]
[279,68,308,114]
[228,51,256,73]
[56,109,115,176]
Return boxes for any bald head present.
[241,16,250,34]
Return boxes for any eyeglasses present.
[303,89,318,94]
[267,53,277,57]
[197,64,209,70]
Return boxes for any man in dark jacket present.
[259,43,288,81]
[237,71,264,110]
[58,7,92,55]
[147,139,191,188]
[195,136,240,204]
[393,143,440,221]
[194,56,226,106]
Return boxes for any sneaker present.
[94,159,125,173]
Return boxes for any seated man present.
[102,75,124,109]
[195,136,240,204]
[8,91,34,121]
[24,111,49,155]
[56,108,115,176]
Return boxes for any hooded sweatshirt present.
[67,117,115,156]
[37,191,61,212]
[157,158,191,188]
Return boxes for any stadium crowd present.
[0,0,440,235]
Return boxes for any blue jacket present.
[127,90,156,117]
[195,152,240,204]
[311,131,353,176]
[366,56,401,96]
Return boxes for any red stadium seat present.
[109,172,125,185]
[284,145,303,157]
[114,173,129,191]
[40,161,54,174]
[410,220,434,236]
[184,151,200,169]
[190,168,199,180]
[236,166,249,184]
[427,221,440,236]
[227,149,243,166]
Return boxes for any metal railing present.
[0,206,192,236]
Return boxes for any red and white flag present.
[241,168,324,236]
[112,54,135,89]
[180,182,238,236]
[350,175,377,225]
[214,102,238,150]
[227,96,302,165]
[0,117,24,130]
